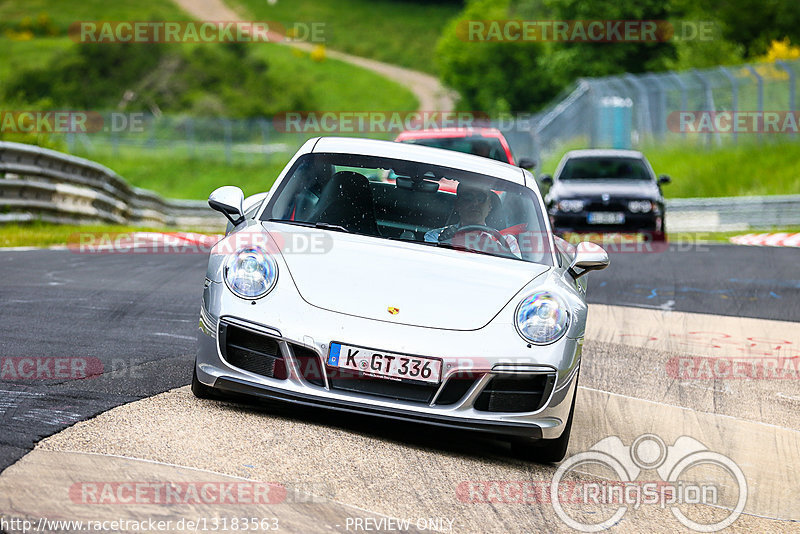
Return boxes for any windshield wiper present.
[267,219,349,233]
[313,222,349,233]
[411,239,499,258]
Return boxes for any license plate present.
[327,342,442,384]
[588,212,625,224]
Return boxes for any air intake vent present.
[219,321,287,379]
[435,372,480,405]
[291,343,325,387]
[474,373,555,413]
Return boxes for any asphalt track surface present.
[0,244,798,532]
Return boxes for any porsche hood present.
[265,224,549,331]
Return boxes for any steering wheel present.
[451,224,513,253]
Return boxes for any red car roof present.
[394,128,515,165]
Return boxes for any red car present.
[395,128,535,169]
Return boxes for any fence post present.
[260,118,271,164]
[624,73,651,144]
[187,118,196,159]
[691,69,718,146]
[669,73,688,139]
[775,60,796,138]
[643,73,666,140]
[224,119,232,164]
[745,65,764,140]
[718,66,738,144]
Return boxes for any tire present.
[191,365,219,399]
[511,378,578,463]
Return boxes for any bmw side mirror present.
[540,174,553,186]
[569,242,609,279]
[518,157,536,170]
[209,186,245,226]
[658,174,671,185]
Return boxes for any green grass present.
[0,37,72,80]
[227,0,460,74]
[0,223,205,248]
[0,0,191,30]
[246,44,418,111]
[642,141,800,198]
[82,146,289,199]
[539,139,800,198]
[0,0,418,114]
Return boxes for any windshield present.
[400,137,510,163]
[560,157,651,180]
[261,153,553,265]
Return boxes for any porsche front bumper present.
[195,283,581,440]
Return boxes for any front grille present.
[585,199,627,212]
[218,321,287,379]
[291,343,325,387]
[327,366,439,403]
[435,372,480,405]
[474,373,555,413]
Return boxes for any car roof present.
[311,136,525,185]
[395,127,506,140]
[563,149,644,159]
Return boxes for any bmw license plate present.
[328,342,442,383]
[587,211,625,224]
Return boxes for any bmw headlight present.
[223,246,278,299]
[628,200,653,213]
[557,199,585,213]
[515,292,570,344]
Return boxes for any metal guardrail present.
[1,140,797,234]
[666,194,800,233]
[0,141,223,230]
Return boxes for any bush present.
[436,0,563,113]
[3,41,317,117]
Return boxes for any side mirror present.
[569,241,609,279]
[208,186,245,226]
[540,174,554,186]
[518,157,536,170]
[658,174,671,185]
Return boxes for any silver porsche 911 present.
[193,137,608,462]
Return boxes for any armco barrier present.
[1,141,797,234]
[0,141,223,229]
[665,194,800,232]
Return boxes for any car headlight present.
[628,200,653,213]
[515,291,570,344]
[223,246,278,299]
[557,199,585,213]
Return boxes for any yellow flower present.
[310,44,326,62]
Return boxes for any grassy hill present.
[0,0,419,201]
[227,0,461,74]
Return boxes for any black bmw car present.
[541,149,670,241]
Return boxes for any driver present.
[424,182,521,257]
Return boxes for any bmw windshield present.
[261,153,553,265]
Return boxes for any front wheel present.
[511,380,578,463]
[191,365,219,399]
